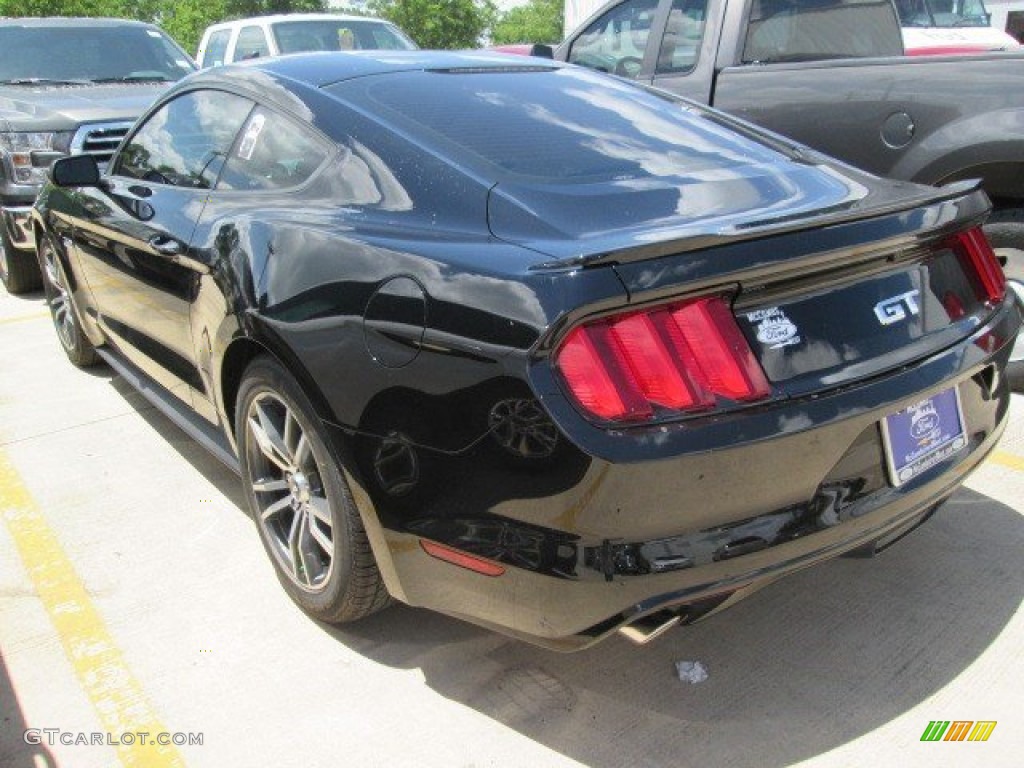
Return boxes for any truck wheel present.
[984,211,1024,393]
[984,208,1024,278]
[1002,274,1024,393]
[236,356,391,623]
[0,218,42,294]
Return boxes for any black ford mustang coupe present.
[33,52,1019,649]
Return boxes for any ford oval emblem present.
[910,404,940,441]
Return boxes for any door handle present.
[148,235,183,256]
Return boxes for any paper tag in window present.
[237,113,266,161]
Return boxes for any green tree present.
[158,0,328,54]
[0,0,159,18]
[491,0,562,45]
[370,0,495,49]
[225,0,326,12]
[157,0,227,55]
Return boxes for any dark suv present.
[0,17,195,293]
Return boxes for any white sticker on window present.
[237,113,266,161]
[146,29,162,38]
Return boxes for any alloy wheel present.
[42,245,77,351]
[246,391,334,592]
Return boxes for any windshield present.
[272,20,417,54]
[895,0,991,28]
[0,25,195,83]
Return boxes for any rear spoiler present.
[529,180,989,272]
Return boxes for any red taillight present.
[558,325,653,420]
[950,227,1006,305]
[669,298,770,401]
[555,295,771,423]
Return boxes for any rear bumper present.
[389,464,980,651]
[342,298,1018,650]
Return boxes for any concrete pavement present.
[1,281,1022,768]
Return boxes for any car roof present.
[0,16,156,28]
[204,13,391,32]
[204,50,562,89]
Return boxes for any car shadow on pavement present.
[322,488,1022,768]
[0,649,56,768]
[100,370,247,509]
[103,384,1022,767]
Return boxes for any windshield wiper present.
[0,77,92,86]
[90,75,173,84]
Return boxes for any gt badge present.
[746,307,801,349]
[874,289,920,326]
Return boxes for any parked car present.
[554,0,1024,388]
[895,0,1020,55]
[195,13,417,68]
[33,52,1018,650]
[0,17,195,294]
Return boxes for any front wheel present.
[38,235,98,367]
[236,356,390,623]
[0,216,42,294]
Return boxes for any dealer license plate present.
[881,387,968,488]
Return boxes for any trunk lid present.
[604,184,999,396]
[731,234,997,394]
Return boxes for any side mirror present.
[530,44,554,59]
[51,154,100,187]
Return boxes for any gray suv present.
[0,17,195,293]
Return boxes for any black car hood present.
[486,157,952,267]
[0,83,168,132]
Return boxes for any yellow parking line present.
[0,311,49,326]
[0,449,185,768]
[989,450,1024,473]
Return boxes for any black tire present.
[983,210,1024,393]
[236,356,391,623]
[985,207,1024,259]
[37,235,99,368]
[0,216,42,294]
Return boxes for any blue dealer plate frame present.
[881,387,968,488]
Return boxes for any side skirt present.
[96,347,240,475]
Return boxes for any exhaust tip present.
[617,611,682,645]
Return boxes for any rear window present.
[743,0,904,63]
[271,20,417,54]
[0,25,194,82]
[328,67,785,182]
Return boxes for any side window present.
[217,107,330,191]
[201,30,232,68]
[235,25,271,61]
[567,0,660,79]
[743,0,904,63]
[656,0,708,74]
[115,90,254,189]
